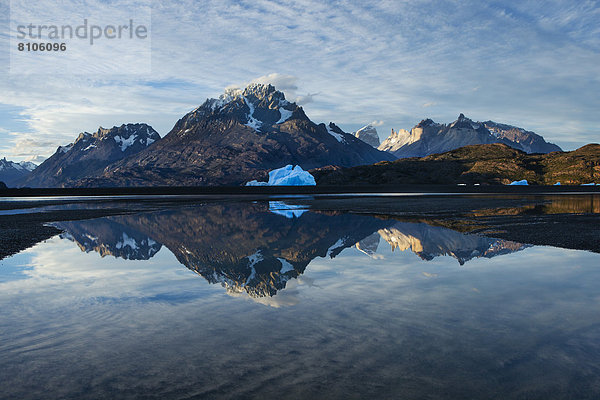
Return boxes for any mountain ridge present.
[379,114,561,158]
[19,123,161,188]
[72,83,395,187]
[0,158,38,187]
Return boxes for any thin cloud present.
[0,0,598,155]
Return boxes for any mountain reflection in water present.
[53,202,527,299]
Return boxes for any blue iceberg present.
[246,165,316,186]
[269,201,308,218]
[509,179,529,186]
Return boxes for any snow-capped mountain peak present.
[352,124,380,147]
[326,122,348,143]
[21,123,160,188]
[0,157,39,186]
[67,83,395,187]
[19,161,38,172]
[178,83,302,135]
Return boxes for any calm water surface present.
[1,200,600,399]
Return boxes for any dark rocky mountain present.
[379,114,561,158]
[75,83,395,187]
[0,181,6,189]
[483,121,562,154]
[20,124,160,188]
[0,158,37,187]
[352,124,380,147]
[312,143,600,185]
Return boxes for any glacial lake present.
[1,198,600,399]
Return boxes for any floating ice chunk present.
[581,183,597,186]
[246,180,269,186]
[246,165,316,186]
[509,179,529,185]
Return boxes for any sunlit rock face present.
[379,114,561,158]
[354,233,380,256]
[378,222,528,265]
[352,124,381,148]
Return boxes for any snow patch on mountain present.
[244,96,263,131]
[114,134,138,152]
[115,232,139,250]
[59,144,74,154]
[326,237,346,257]
[277,107,293,124]
[278,258,295,273]
[327,125,346,143]
[246,250,263,284]
[19,161,38,171]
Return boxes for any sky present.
[1,0,599,161]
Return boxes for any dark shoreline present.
[1,192,599,262]
[1,184,600,198]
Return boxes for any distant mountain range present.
[21,124,160,188]
[0,84,578,189]
[312,143,600,185]
[378,114,561,158]
[13,84,394,188]
[0,158,37,187]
